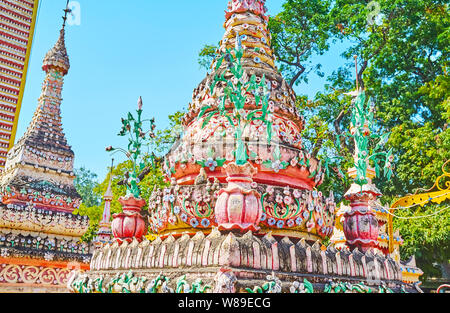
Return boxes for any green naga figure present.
[197,33,273,166]
[324,88,394,189]
[106,97,157,198]
[349,90,394,186]
[175,275,211,293]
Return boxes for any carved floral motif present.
[68,271,212,294]
[0,264,72,286]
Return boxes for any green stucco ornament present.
[106,97,157,198]
[197,33,273,166]
[350,90,393,186]
[324,89,394,188]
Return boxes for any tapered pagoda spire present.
[42,28,70,75]
[94,160,114,249]
[43,0,71,75]
[13,25,74,159]
[185,0,299,129]
[0,15,81,212]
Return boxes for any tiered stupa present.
[0,16,91,293]
[69,0,421,294]
[151,0,334,240]
[92,171,113,249]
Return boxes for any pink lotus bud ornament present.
[214,163,262,232]
[343,190,380,253]
[111,195,147,244]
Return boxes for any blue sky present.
[17,0,348,181]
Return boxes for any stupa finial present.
[104,158,114,200]
[62,0,71,29]
[94,158,115,248]
[42,0,71,75]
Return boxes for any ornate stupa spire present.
[94,160,114,249]
[226,0,268,18]
[43,0,71,75]
[0,3,90,293]
[150,0,334,239]
[0,2,81,213]
[218,0,275,71]
[184,0,300,126]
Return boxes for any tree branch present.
[334,109,349,151]
[289,64,306,88]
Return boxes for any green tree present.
[198,44,219,71]
[73,167,101,207]
[268,0,331,87]
[324,1,449,281]
[73,167,102,242]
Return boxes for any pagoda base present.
[68,229,422,293]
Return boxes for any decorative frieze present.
[0,203,88,236]
[149,182,335,239]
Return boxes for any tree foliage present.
[74,167,101,207]
[268,0,331,86]
[198,44,219,71]
[73,167,102,242]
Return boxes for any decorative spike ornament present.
[341,84,392,253]
[106,97,157,198]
